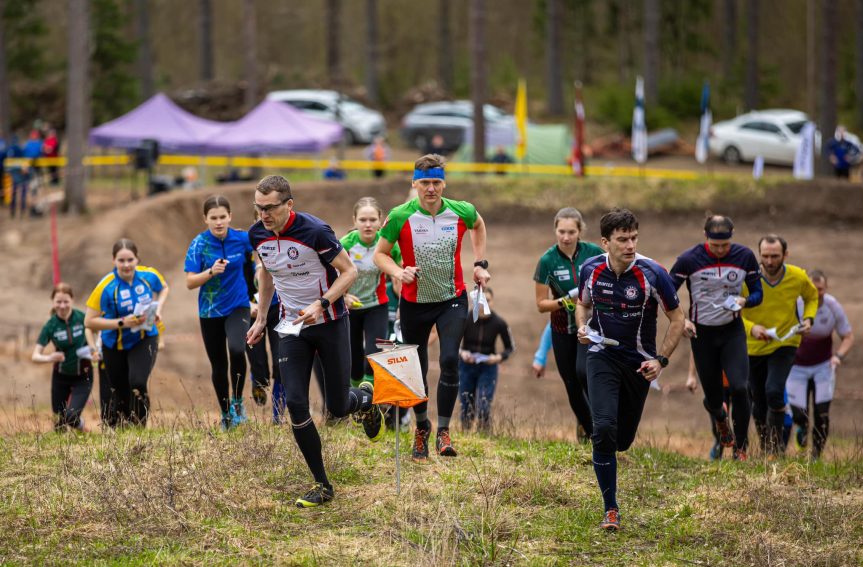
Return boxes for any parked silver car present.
[266,89,386,145]
[400,101,513,152]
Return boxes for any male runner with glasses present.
[247,175,385,508]
[374,154,491,461]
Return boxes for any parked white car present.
[400,101,514,152]
[709,109,821,166]
[266,89,386,145]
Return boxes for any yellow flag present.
[515,78,528,160]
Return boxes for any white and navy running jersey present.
[670,243,762,326]
[248,212,347,325]
[795,294,852,366]
[578,253,680,368]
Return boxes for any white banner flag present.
[752,155,764,180]
[793,122,816,180]
[632,76,647,164]
[695,109,712,164]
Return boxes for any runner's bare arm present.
[575,301,591,344]
[375,238,417,283]
[247,268,274,345]
[470,214,490,284]
[535,282,564,313]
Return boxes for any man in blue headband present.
[669,215,763,461]
[375,153,491,461]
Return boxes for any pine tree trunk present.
[326,0,341,86]
[243,0,258,111]
[819,0,837,175]
[856,0,863,130]
[365,0,379,104]
[199,0,213,81]
[744,0,759,111]
[470,0,486,163]
[643,0,660,104]
[546,0,563,115]
[0,0,11,139]
[722,0,736,82]
[65,0,90,214]
[135,0,153,99]
[439,0,453,93]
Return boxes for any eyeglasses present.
[253,199,289,214]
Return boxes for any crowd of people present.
[31,153,854,526]
[1,122,61,218]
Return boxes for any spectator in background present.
[42,128,60,185]
[828,126,861,179]
[424,134,448,157]
[7,135,27,218]
[323,158,346,181]
[364,136,390,179]
[490,146,514,175]
[458,287,514,431]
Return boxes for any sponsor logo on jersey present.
[596,281,614,288]
[413,226,430,235]
[120,289,131,299]
[287,247,300,260]
[441,225,456,232]
[624,286,638,300]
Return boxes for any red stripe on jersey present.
[453,217,468,296]
[376,273,388,305]
[631,265,647,294]
[590,262,608,287]
[398,221,418,302]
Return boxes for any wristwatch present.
[117,318,125,328]
[655,355,669,367]
[319,297,331,310]
[474,260,489,269]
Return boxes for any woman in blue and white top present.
[185,195,254,430]
[85,239,169,427]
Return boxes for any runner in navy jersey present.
[669,215,762,460]
[246,175,385,508]
[576,208,685,531]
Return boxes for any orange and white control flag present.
[367,344,427,408]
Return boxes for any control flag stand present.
[367,340,427,494]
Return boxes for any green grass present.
[1,419,860,565]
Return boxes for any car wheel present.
[342,129,356,146]
[722,145,742,164]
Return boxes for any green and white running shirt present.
[340,231,401,309]
[379,197,478,303]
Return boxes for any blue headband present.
[706,230,733,240]
[413,167,445,181]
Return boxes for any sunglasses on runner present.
[253,198,290,214]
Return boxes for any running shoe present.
[231,398,248,427]
[436,427,457,457]
[600,508,621,531]
[796,426,808,449]
[709,442,723,461]
[252,384,267,407]
[295,482,334,508]
[412,424,431,463]
[733,449,748,462]
[357,382,385,442]
[716,416,735,447]
[220,411,233,431]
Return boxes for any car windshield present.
[484,105,505,120]
[786,120,807,134]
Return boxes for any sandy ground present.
[1,178,861,459]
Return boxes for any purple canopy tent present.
[89,93,229,153]
[203,100,343,154]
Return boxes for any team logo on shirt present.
[135,285,145,294]
[624,285,638,300]
[287,247,300,260]
[727,272,739,281]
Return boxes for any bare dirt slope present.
[2,178,861,457]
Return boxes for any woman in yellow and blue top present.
[85,238,169,427]
[742,234,818,456]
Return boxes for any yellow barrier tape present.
[3,154,700,180]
